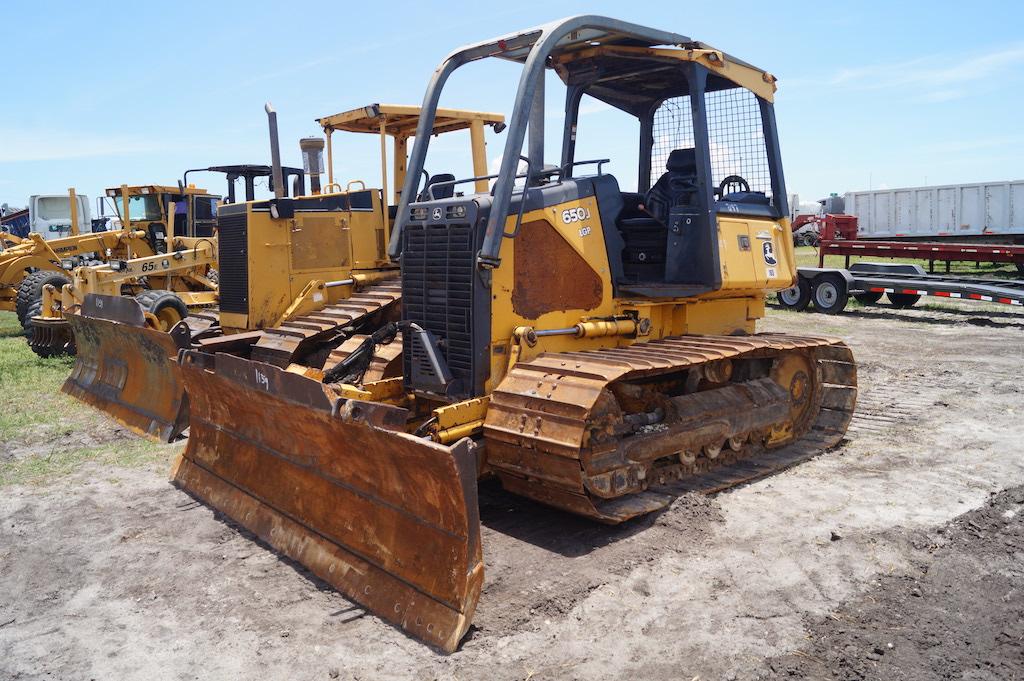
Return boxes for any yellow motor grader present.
[1,188,168,330]
[25,164,308,358]
[61,103,504,441]
[171,16,857,652]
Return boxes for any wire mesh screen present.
[705,88,771,197]
[652,89,772,198]
[651,96,694,181]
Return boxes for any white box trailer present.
[844,180,1024,243]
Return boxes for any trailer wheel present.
[811,274,848,314]
[778,277,811,311]
[135,290,188,331]
[853,291,883,306]
[887,292,920,309]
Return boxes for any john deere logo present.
[432,208,443,221]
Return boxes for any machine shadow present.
[477,478,665,559]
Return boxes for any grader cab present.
[171,16,857,652]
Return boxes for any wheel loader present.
[171,16,857,652]
[62,103,504,442]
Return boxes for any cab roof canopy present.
[106,185,209,197]
[317,104,504,138]
[439,16,777,116]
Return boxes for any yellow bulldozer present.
[171,16,857,652]
[61,103,504,441]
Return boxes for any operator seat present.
[644,148,698,225]
[420,173,456,201]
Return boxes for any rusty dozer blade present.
[63,294,190,442]
[173,351,483,652]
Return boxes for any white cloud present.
[0,129,169,162]
[788,44,1024,102]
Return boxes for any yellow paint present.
[482,194,792,392]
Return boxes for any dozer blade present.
[173,351,483,652]
[63,294,190,442]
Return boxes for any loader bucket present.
[173,351,483,652]
[63,294,190,442]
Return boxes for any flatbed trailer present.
[779,262,1024,315]
[817,238,1024,273]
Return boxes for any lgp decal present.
[762,240,778,266]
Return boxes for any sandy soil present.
[1,300,1023,680]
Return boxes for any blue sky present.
[3,0,1022,212]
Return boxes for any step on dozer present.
[172,17,857,652]
[64,104,503,442]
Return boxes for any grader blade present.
[63,294,190,442]
[173,351,483,653]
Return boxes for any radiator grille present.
[217,212,249,314]
[402,221,474,394]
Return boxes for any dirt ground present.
[1,300,1023,680]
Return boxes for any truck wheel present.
[811,274,848,314]
[853,291,883,305]
[888,292,921,309]
[135,290,188,331]
[16,270,70,326]
[778,277,811,312]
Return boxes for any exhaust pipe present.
[300,137,325,195]
[265,103,285,200]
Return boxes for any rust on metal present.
[173,352,483,652]
[64,283,403,443]
[511,220,602,319]
[250,283,402,367]
[62,294,190,441]
[324,332,403,381]
[484,334,857,522]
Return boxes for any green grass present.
[0,312,77,442]
[0,310,169,487]
[0,438,170,487]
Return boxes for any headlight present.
[410,206,428,221]
[106,189,116,197]
[140,187,150,194]
[446,205,467,219]
[109,260,127,272]
[60,258,75,270]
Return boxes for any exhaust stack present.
[265,103,285,200]
[300,137,325,195]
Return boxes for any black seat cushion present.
[421,173,456,200]
[645,149,698,224]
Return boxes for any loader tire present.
[135,290,188,331]
[16,270,70,326]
